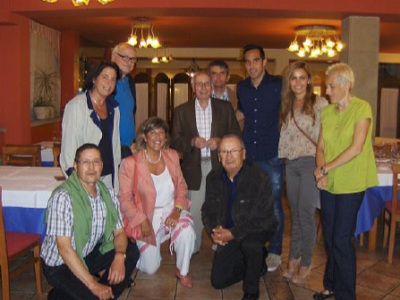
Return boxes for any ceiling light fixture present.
[185,59,201,77]
[151,48,173,64]
[127,17,162,49]
[287,25,344,58]
[42,0,115,5]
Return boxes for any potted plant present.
[33,67,59,120]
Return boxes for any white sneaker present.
[266,253,281,272]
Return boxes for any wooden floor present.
[3,194,400,299]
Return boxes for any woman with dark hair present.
[313,63,377,300]
[278,61,328,284]
[60,61,122,190]
[119,117,195,288]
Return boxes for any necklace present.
[144,150,162,164]
[91,93,104,106]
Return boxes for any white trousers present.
[188,160,212,253]
[136,206,195,276]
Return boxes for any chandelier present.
[127,17,162,49]
[185,59,201,77]
[287,25,344,58]
[42,0,114,5]
[151,48,173,64]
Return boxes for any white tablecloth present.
[0,166,64,209]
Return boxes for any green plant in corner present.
[33,67,59,108]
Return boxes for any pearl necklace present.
[144,150,162,164]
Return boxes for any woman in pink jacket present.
[119,117,195,288]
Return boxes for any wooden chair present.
[52,142,61,167]
[383,163,400,263]
[2,144,42,167]
[0,187,43,300]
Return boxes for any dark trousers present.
[321,190,364,300]
[43,241,139,300]
[210,231,271,294]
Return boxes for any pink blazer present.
[118,148,190,246]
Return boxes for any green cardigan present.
[47,171,119,268]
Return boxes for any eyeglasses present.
[195,82,211,88]
[218,149,243,156]
[77,159,102,167]
[116,53,137,63]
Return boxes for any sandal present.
[313,290,334,300]
[175,269,193,288]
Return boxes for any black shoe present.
[242,290,259,300]
[260,247,268,276]
[313,290,334,299]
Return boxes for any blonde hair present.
[280,61,316,127]
[325,63,355,89]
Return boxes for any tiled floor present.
[4,195,400,299]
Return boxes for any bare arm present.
[324,118,370,173]
[56,236,114,300]
[108,228,127,285]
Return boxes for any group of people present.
[39,41,378,300]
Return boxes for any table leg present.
[368,218,378,251]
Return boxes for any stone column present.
[341,16,380,135]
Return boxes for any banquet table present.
[0,166,64,239]
[355,163,393,251]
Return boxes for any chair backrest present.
[53,142,61,167]
[2,144,42,167]
[0,186,7,268]
[391,164,400,209]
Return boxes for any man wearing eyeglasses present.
[111,43,137,159]
[171,71,240,253]
[202,134,277,300]
[41,143,139,300]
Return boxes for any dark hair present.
[218,133,245,150]
[82,61,120,95]
[208,60,230,74]
[136,117,171,150]
[74,143,102,162]
[243,44,265,60]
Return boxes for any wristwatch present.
[115,251,126,260]
[321,166,328,176]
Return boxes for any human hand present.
[108,254,126,285]
[141,219,151,237]
[193,136,207,149]
[211,226,233,246]
[165,209,180,228]
[206,138,220,150]
[316,175,327,190]
[90,281,114,300]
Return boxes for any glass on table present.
[392,142,400,164]
[373,142,392,163]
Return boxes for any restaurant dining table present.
[355,162,393,251]
[0,166,64,240]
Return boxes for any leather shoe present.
[242,290,259,300]
[260,247,268,276]
[313,290,334,299]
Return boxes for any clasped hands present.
[192,136,220,150]
[211,225,233,246]
[314,167,327,190]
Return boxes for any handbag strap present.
[292,117,317,147]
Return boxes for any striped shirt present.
[40,185,123,267]
[195,98,212,158]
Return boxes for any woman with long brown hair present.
[278,61,328,284]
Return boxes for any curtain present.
[380,88,399,137]
[30,21,61,120]
[157,83,168,120]
[174,83,189,108]
[135,83,149,132]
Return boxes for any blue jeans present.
[320,190,364,300]
[254,157,284,255]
